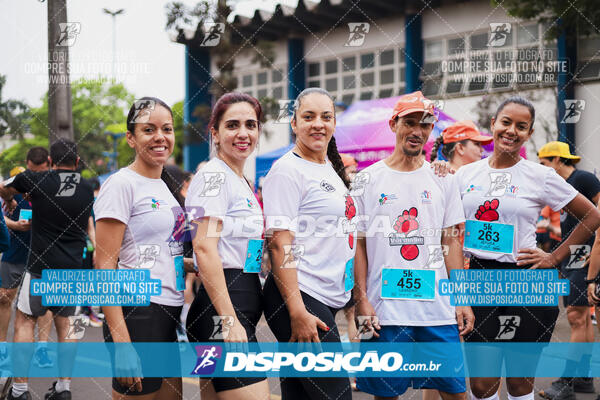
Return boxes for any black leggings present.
[263,274,352,400]
[186,268,266,392]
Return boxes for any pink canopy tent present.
[334,95,526,169]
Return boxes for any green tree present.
[0,74,30,139]
[172,100,184,165]
[0,137,48,176]
[29,79,134,174]
[166,1,277,146]
[498,0,600,38]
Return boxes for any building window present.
[577,35,600,80]
[272,70,283,83]
[325,77,338,92]
[325,59,338,74]
[235,66,288,105]
[380,50,394,65]
[305,45,405,106]
[343,75,356,89]
[272,86,283,100]
[517,23,538,46]
[421,22,555,97]
[360,72,374,87]
[380,69,394,85]
[342,56,356,71]
[422,79,441,97]
[341,94,354,105]
[361,53,375,69]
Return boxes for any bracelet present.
[584,275,600,285]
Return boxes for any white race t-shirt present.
[355,160,465,326]
[94,167,185,306]
[455,158,578,263]
[263,151,356,309]
[185,158,264,270]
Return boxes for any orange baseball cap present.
[340,153,357,167]
[390,91,437,122]
[442,120,492,144]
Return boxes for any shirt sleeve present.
[185,170,229,220]
[93,174,133,224]
[263,172,302,232]
[545,168,579,212]
[442,174,466,228]
[579,171,600,202]
[5,170,37,194]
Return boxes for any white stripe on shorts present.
[16,272,33,316]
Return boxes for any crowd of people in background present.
[0,88,598,400]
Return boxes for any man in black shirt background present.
[538,141,600,400]
[0,140,93,400]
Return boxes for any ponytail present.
[430,135,464,162]
[327,136,351,189]
[430,136,443,162]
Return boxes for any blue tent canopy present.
[255,144,294,188]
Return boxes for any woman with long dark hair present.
[262,88,355,400]
[95,97,192,399]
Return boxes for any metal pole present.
[112,15,116,81]
[102,9,124,83]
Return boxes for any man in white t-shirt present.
[354,91,474,400]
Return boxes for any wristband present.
[584,275,600,285]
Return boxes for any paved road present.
[6,303,600,399]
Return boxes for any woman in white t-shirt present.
[455,97,600,400]
[262,88,355,400]
[184,93,269,400]
[95,97,193,399]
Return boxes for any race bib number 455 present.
[381,268,435,301]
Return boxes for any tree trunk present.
[47,0,74,144]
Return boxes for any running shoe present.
[7,390,31,400]
[44,382,71,400]
[539,378,576,400]
[573,378,595,393]
[33,348,53,369]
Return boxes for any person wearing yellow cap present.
[537,141,600,400]
[354,91,474,400]
[430,120,493,171]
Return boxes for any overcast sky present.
[0,0,298,108]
